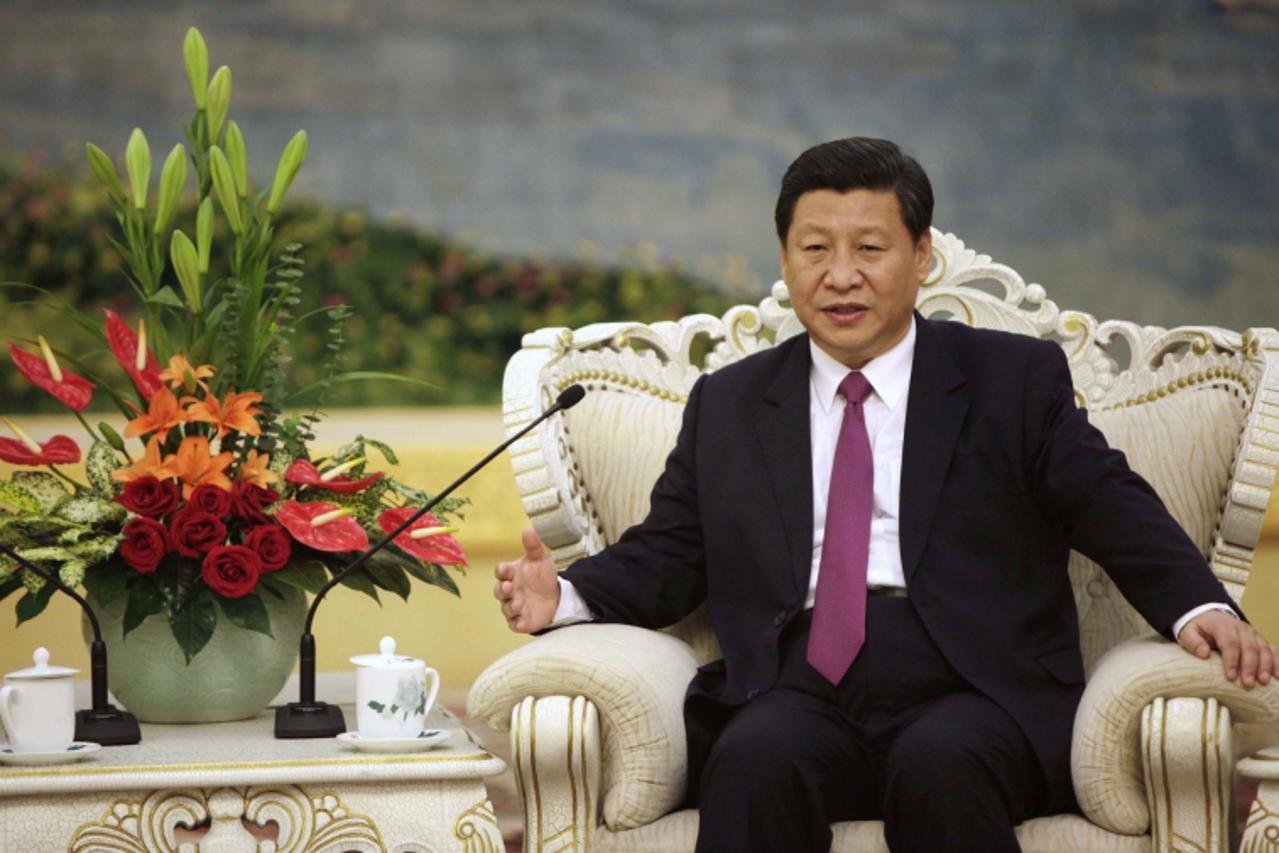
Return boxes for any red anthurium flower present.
[377,508,467,566]
[0,433,80,466]
[9,341,94,411]
[275,500,369,552]
[105,310,164,399]
[284,459,385,493]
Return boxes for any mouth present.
[821,303,868,324]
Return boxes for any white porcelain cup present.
[350,636,440,740]
[0,648,77,753]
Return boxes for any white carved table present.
[1240,746,1279,851]
[0,705,506,851]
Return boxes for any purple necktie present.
[807,372,874,685]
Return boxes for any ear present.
[913,229,933,281]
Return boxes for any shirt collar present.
[809,317,917,416]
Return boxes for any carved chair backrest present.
[502,230,1279,672]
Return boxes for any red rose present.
[188,483,232,518]
[201,545,261,599]
[232,482,279,525]
[114,476,180,519]
[169,509,227,558]
[120,517,168,573]
[244,524,292,573]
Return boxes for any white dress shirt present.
[551,318,1226,637]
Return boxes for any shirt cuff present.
[550,577,596,627]
[1172,602,1237,640]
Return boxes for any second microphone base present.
[274,701,346,739]
[76,705,141,745]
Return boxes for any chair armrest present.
[466,623,700,828]
[1072,633,1279,834]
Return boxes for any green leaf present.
[367,700,385,713]
[218,591,273,637]
[144,285,187,309]
[359,436,399,466]
[339,569,380,603]
[14,583,57,624]
[412,561,461,598]
[0,574,22,603]
[0,282,109,347]
[56,496,125,526]
[0,483,40,513]
[269,560,329,594]
[11,472,70,513]
[169,591,217,664]
[123,579,166,637]
[86,442,121,494]
[285,371,439,405]
[82,565,130,609]
[364,554,411,601]
[385,480,431,506]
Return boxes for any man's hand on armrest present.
[493,527,562,633]
[1177,607,1278,688]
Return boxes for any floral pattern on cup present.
[367,674,428,722]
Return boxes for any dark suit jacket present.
[562,315,1236,811]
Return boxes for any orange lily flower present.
[169,435,234,498]
[124,387,188,441]
[112,436,177,483]
[158,354,216,392]
[185,390,264,438]
[237,449,280,487]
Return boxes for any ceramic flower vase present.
[82,582,306,723]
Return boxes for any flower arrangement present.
[0,28,467,663]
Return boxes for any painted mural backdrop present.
[3,0,1277,349]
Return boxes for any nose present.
[825,247,864,290]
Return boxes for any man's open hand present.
[493,528,560,633]
[1178,609,1279,688]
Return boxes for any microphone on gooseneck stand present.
[0,543,141,745]
[274,383,588,739]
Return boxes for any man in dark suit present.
[494,138,1278,852]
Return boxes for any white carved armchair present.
[468,231,1279,852]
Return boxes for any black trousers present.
[689,596,1050,853]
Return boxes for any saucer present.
[0,741,101,766]
[336,729,450,753]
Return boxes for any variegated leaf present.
[0,482,40,513]
[58,558,89,588]
[86,440,121,494]
[20,566,46,593]
[11,471,70,513]
[57,496,127,526]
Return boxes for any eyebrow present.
[793,223,889,238]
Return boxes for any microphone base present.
[75,705,141,746]
[274,701,346,739]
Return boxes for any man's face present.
[781,188,932,370]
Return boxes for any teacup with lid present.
[1,647,77,753]
[350,636,440,739]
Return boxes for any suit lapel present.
[754,336,814,602]
[899,317,968,583]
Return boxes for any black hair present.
[774,137,933,244]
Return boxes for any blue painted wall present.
[2,0,1276,328]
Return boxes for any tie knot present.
[838,372,873,406]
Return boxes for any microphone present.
[275,383,587,738]
[0,543,141,745]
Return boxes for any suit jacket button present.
[746,688,760,700]
[773,611,786,627]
